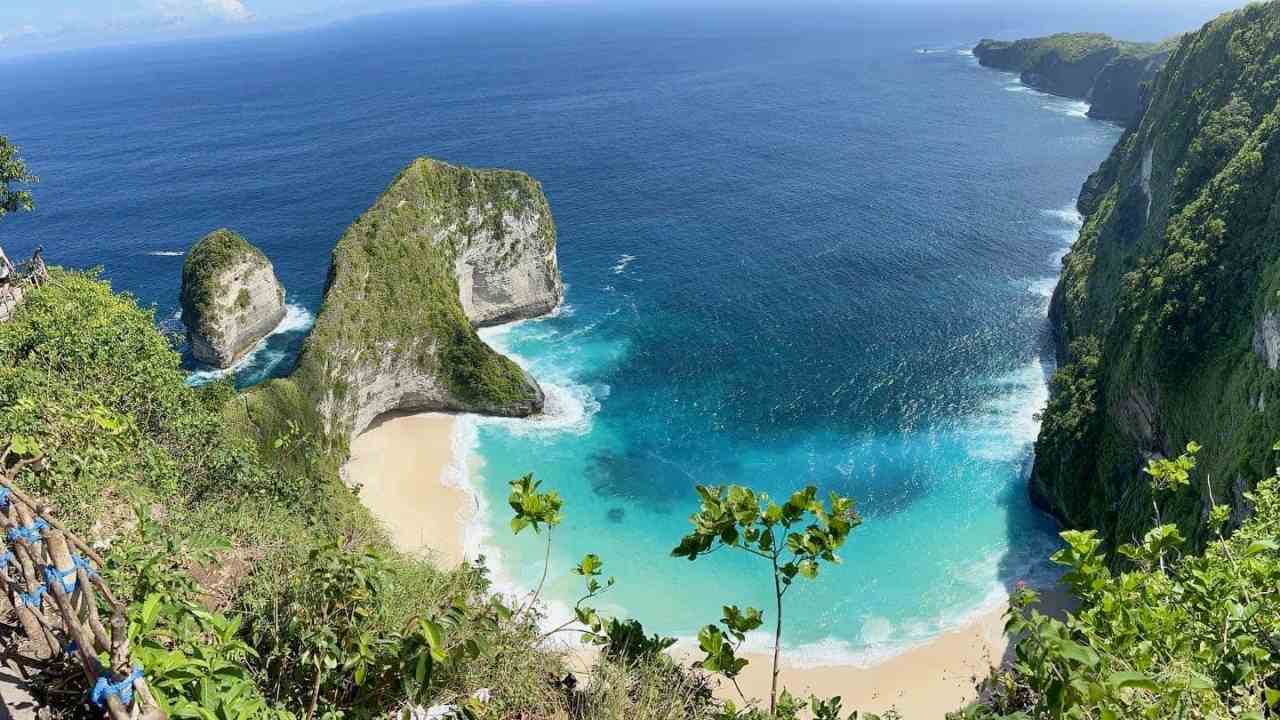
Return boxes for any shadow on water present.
[991,333,1075,667]
[587,440,935,519]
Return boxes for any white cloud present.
[154,0,254,27]
[0,24,38,45]
[205,0,253,23]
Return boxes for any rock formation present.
[283,157,564,446]
[1255,313,1280,371]
[1028,3,1280,549]
[974,33,1175,128]
[180,229,286,368]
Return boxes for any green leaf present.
[1054,639,1099,669]
[1108,670,1158,691]
[1243,539,1277,557]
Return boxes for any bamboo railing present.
[0,248,50,324]
[0,448,165,720]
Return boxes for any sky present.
[0,0,1250,58]
[0,0,500,56]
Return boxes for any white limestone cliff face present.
[1254,311,1280,370]
[181,229,286,369]
[455,206,564,327]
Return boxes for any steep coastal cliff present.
[974,33,1175,127]
[1032,3,1280,549]
[180,229,286,368]
[230,158,562,464]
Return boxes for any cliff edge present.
[180,229,287,368]
[974,33,1176,127]
[1032,3,1280,549]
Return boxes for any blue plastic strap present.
[91,666,144,708]
[7,519,48,545]
[0,551,14,569]
[16,585,46,608]
[43,565,77,594]
[72,554,97,577]
[0,487,10,507]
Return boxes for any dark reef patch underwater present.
[0,0,1219,660]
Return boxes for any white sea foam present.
[450,414,583,634]
[145,250,185,257]
[445,309,607,631]
[965,358,1050,463]
[1041,202,1084,262]
[184,303,314,386]
[658,579,1038,669]
[1029,277,1058,301]
[1044,99,1091,119]
[611,254,636,275]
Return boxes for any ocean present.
[1,0,1214,663]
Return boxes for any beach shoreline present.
[346,411,1072,719]
[346,412,472,568]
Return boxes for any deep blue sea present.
[1,1,1224,661]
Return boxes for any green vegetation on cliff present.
[961,444,1280,719]
[1034,1,1280,551]
[0,270,714,720]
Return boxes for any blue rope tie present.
[16,584,46,608]
[0,487,10,507]
[7,519,48,545]
[0,551,14,569]
[72,554,97,578]
[65,639,79,656]
[42,565,77,594]
[91,666,143,708]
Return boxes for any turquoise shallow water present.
[0,1,1157,661]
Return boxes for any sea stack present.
[180,228,286,368]
[291,157,564,444]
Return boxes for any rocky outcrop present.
[1087,53,1170,125]
[974,33,1174,128]
[289,158,563,445]
[1030,3,1280,550]
[1254,312,1280,370]
[180,229,286,368]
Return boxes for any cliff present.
[230,158,562,462]
[974,33,1175,127]
[180,229,286,367]
[1032,3,1280,550]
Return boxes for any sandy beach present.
[725,585,1072,718]
[346,412,472,567]
[348,413,1072,719]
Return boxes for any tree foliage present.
[0,134,37,218]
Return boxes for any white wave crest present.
[145,251,185,257]
[1043,99,1091,119]
[185,303,314,386]
[1042,203,1083,227]
[1028,277,1057,301]
[477,322,602,439]
[611,254,636,275]
[965,358,1050,463]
